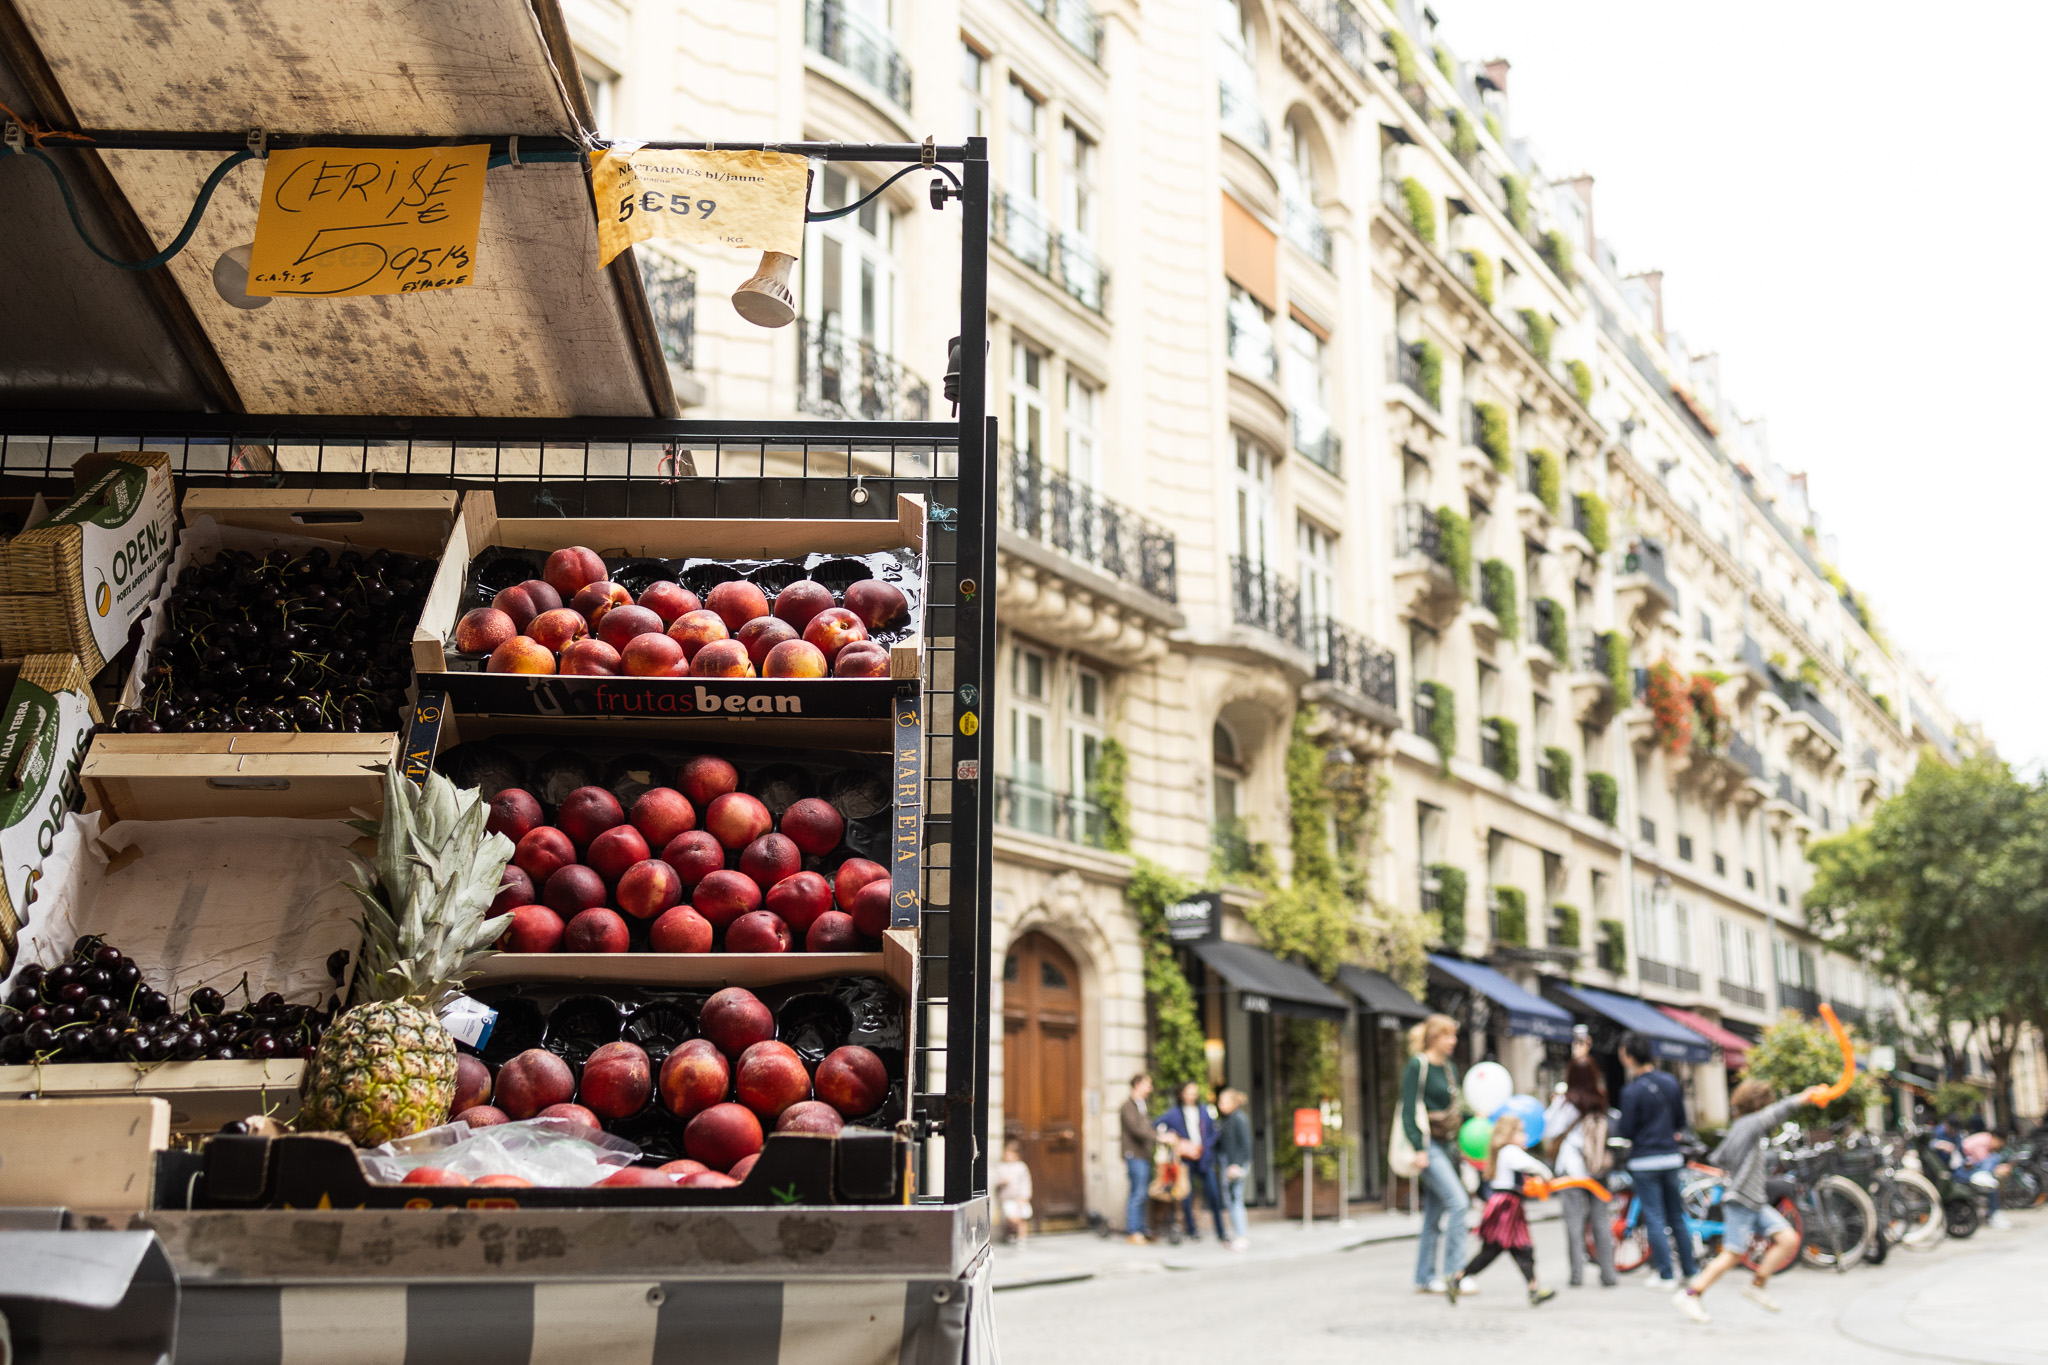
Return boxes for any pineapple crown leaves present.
[344,762,515,1007]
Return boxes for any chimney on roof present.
[1626,269,1665,343]
[1482,58,1510,92]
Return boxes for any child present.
[993,1139,1035,1245]
[1447,1115,1557,1307]
[1674,1079,1824,1323]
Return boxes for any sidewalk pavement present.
[992,1199,1563,1291]
[1836,1217,2048,1365]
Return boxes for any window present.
[1061,122,1097,243]
[1281,114,1318,205]
[1297,517,1336,634]
[1009,644,1053,834]
[1633,882,1659,962]
[1070,666,1106,843]
[1064,372,1100,486]
[1671,900,1692,967]
[1417,801,1445,863]
[1741,928,1760,987]
[1011,340,1048,463]
[960,41,988,137]
[1284,317,1332,464]
[1233,435,1276,564]
[1213,722,1246,866]
[804,168,897,352]
[1698,609,1714,643]
[1677,834,1694,862]
[578,52,619,137]
[1477,662,1500,715]
[1713,851,1726,876]
[1007,78,1044,202]
[1226,282,1277,380]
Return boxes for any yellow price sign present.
[247,145,490,298]
[590,148,807,267]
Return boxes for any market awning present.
[1337,965,1430,1020]
[1427,955,1574,1042]
[0,0,673,417]
[1657,1005,1751,1070]
[1552,985,1714,1065]
[1193,941,1348,1021]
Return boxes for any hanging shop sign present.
[247,145,491,297]
[589,147,808,266]
[1164,891,1223,943]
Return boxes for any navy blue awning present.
[1556,984,1715,1064]
[1427,955,1575,1042]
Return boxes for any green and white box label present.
[0,679,93,925]
[41,460,177,663]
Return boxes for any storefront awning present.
[1193,941,1348,1021]
[1553,985,1713,1064]
[1337,965,1430,1020]
[1657,1005,1751,1070]
[1427,955,1575,1042]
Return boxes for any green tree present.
[1744,1011,1878,1127]
[1805,755,2048,1131]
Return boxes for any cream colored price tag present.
[590,148,807,266]
[248,145,490,297]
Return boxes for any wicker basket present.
[0,451,177,673]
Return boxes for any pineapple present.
[300,762,514,1146]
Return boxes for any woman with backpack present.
[1542,1054,1617,1287]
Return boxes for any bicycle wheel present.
[1888,1171,1945,1249]
[1798,1175,1876,1268]
[1944,1197,1979,1239]
[1999,1165,2042,1212]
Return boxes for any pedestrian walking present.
[1542,1054,1617,1287]
[1156,1080,1228,1241]
[1614,1031,1698,1293]
[1216,1088,1252,1251]
[1445,1114,1557,1307]
[1674,1079,1825,1323]
[993,1138,1035,1245]
[1402,1013,1470,1294]
[1120,1073,1155,1243]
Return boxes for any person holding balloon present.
[1445,1111,1559,1307]
[1398,1014,1472,1294]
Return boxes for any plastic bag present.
[357,1118,643,1186]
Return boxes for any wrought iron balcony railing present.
[1219,79,1271,149]
[805,0,912,108]
[1828,1000,1867,1027]
[1389,341,1437,409]
[1638,957,1669,986]
[1001,449,1178,603]
[640,255,696,370]
[1288,0,1375,84]
[993,195,1108,314]
[995,775,1110,848]
[1396,501,1453,576]
[1535,760,1561,799]
[1779,982,1822,1016]
[1480,723,1511,777]
[1727,731,1766,779]
[1019,0,1104,63]
[1719,980,1766,1010]
[1312,618,1398,709]
[1622,536,1681,615]
[1229,556,1304,650]
[1292,410,1340,476]
[796,319,930,422]
[1412,684,1436,740]
[1282,193,1334,268]
[1530,597,1564,656]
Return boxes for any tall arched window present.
[1212,721,1248,872]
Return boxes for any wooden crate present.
[0,1096,171,1219]
[82,733,395,823]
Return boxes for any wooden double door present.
[1002,932,1084,1221]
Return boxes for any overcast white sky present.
[1433,1,2047,773]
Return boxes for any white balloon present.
[1462,1061,1512,1117]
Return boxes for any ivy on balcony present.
[1483,715,1520,781]
[1552,902,1582,948]
[1433,45,1455,80]
[1413,336,1443,408]
[1598,629,1630,698]
[1466,249,1496,306]
[1565,357,1594,407]
[1491,885,1528,945]
[1399,176,1436,245]
[1536,596,1568,660]
[1530,447,1561,515]
[1419,680,1457,773]
[1588,771,1619,824]
[1429,862,1467,947]
[1502,172,1530,235]
[1479,557,1518,638]
[1599,917,1626,960]
[1517,308,1554,365]
[1447,107,1478,163]
[1484,111,1503,142]
[1576,491,1610,554]
[1543,744,1574,800]
[1539,228,1576,285]
[1437,506,1471,591]
[1386,28,1420,86]
[1472,400,1511,473]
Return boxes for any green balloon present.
[1458,1115,1494,1162]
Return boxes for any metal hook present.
[851,474,871,506]
[246,127,266,158]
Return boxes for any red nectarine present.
[780,798,845,856]
[649,904,714,953]
[455,607,518,654]
[706,580,771,632]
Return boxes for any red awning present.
[1658,1005,1751,1069]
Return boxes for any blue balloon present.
[1496,1094,1546,1147]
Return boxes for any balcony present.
[1727,731,1766,780]
[1019,0,1105,64]
[1311,618,1398,711]
[993,195,1107,313]
[796,319,930,421]
[1597,940,1623,973]
[1389,341,1438,410]
[1001,450,1179,604]
[1396,501,1448,569]
[996,776,1110,848]
[1719,980,1766,1010]
[1219,79,1270,150]
[641,256,696,372]
[1779,982,1822,1016]
[1226,299,1278,382]
[1395,502,1463,623]
[1288,0,1376,84]
[1412,685,1437,741]
[1535,757,1562,799]
[805,0,912,109]
[1637,958,1699,990]
[1480,722,1511,777]
[1292,410,1341,476]
[1282,193,1335,269]
[1773,770,1811,817]
[1829,1000,1868,1027]
[1419,864,1442,913]
[1530,597,1566,661]
[1230,556,1305,651]
[1617,536,1680,620]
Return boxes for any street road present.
[996,1215,2048,1365]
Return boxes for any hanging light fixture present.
[211,242,269,310]
[731,250,796,327]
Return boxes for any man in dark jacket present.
[1156,1080,1228,1241]
[1120,1074,1155,1242]
[1614,1032,1698,1290]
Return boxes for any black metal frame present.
[0,137,996,1207]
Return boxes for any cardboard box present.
[0,655,102,974]
[0,451,177,672]
[411,490,926,723]
[86,489,459,821]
